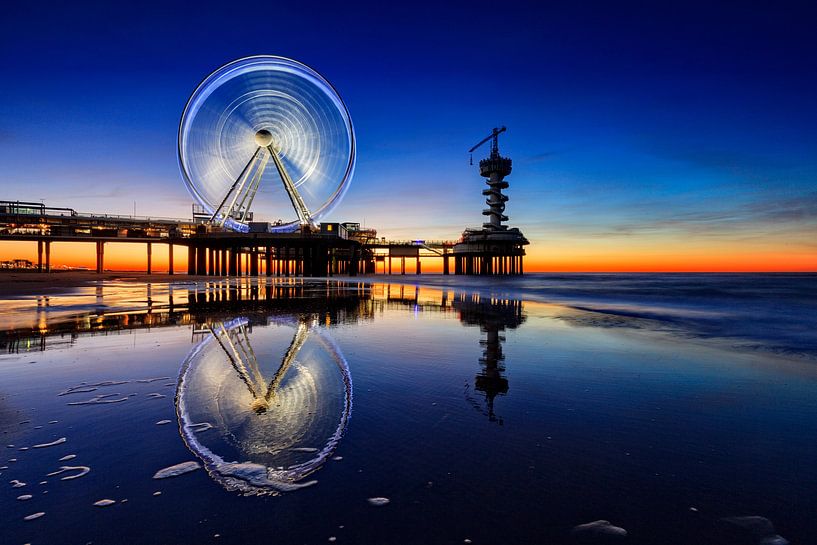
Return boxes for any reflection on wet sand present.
[2,278,813,543]
[177,314,352,495]
[203,320,309,415]
[456,296,525,424]
[0,279,372,353]
[1,279,528,495]
[3,278,528,428]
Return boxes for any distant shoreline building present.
[0,258,34,270]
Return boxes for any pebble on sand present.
[190,422,214,433]
[571,520,628,541]
[153,461,201,479]
[367,497,390,506]
[47,466,91,480]
[94,499,116,507]
[17,494,33,500]
[720,516,789,545]
[23,512,45,521]
[32,437,67,449]
[156,420,172,425]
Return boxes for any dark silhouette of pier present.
[0,201,464,276]
[0,192,526,276]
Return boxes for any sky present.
[0,0,815,271]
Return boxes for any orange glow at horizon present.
[0,241,813,273]
[0,241,188,272]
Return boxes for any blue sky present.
[1,0,815,269]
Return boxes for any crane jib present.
[468,126,507,156]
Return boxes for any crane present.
[469,126,506,165]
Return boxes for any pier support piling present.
[229,248,238,276]
[250,248,259,276]
[187,245,195,275]
[196,244,206,276]
[96,241,105,274]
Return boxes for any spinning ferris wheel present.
[178,56,356,232]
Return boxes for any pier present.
[0,201,465,276]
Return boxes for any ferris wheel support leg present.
[235,154,270,223]
[235,325,265,391]
[222,153,263,226]
[264,321,309,402]
[209,147,263,225]
[206,324,259,398]
[267,145,314,227]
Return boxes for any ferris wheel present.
[178,56,356,232]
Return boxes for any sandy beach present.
[2,274,816,544]
[0,271,212,296]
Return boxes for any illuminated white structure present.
[178,56,356,232]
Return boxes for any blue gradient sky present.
[1,1,815,270]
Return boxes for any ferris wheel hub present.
[254,129,274,147]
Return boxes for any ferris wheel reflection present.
[175,315,352,495]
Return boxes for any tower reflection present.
[455,295,525,424]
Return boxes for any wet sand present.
[1,275,816,543]
[0,271,209,296]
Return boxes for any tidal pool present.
[1,277,815,544]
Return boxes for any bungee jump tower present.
[453,127,529,275]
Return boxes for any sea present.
[0,273,815,544]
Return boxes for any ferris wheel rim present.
[177,55,356,231]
